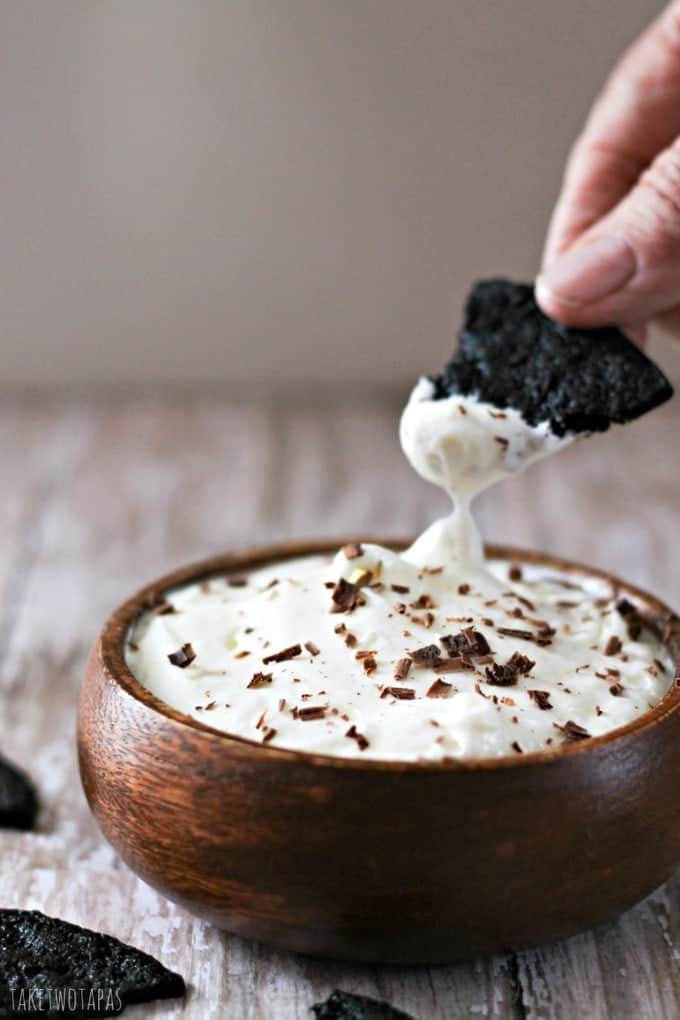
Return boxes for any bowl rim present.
[96,537,680,773]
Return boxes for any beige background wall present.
[0,1,666,389]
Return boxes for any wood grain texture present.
[1,381,679,1018]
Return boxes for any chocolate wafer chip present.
[430,278,673,435]
[0,755,38,831]
[0,909,185,1017]
[312,989,416,1020]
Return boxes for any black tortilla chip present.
[311,989,417,1020]
[0,755,38,831]
[431,279,673,436]
[0,910,185,1018]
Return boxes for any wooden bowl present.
[78,540,680,964]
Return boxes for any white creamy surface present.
[399,379,572,571]
[126,383,673,761]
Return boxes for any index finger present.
[543,0,680,266]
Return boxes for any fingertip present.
[534,275,585,325]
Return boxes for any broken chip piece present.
[311,988,417,1019]
[0,755,38,831]
[430,279,673,436]
[0,909,185,1017]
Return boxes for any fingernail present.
[538,235,637,307]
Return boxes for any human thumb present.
[536,138,680,328]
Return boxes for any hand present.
[536,1,680,342]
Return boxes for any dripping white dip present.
[126,383,673,761]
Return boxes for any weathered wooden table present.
[2,365,679,1018]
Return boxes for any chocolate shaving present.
[296,705,327,720]
[609,681,624,696]
[484,651,534,686]
[345,725,369,750]
[528,689,552,710]
[604,635,622,656]
[414,611,437,628]
[380,686,416,700]
[391,583,410,594]
[554,720,591,742]
[304,641,321,657]
[262,643,302,664]
[247,672,273,689]
[511,741,523,754]
[432,656,473,673]
[495,436,509,449]
[507,651,535,675]
[342,542,364,559]
[167,643,196,668]
[484,661,519,686]
[496,626,535,641]
[227,576,248,587]
[361,656,377,675]
[616,598,644,640]
[331,577,361,613]
[262,727,277,743]
[508,565,522,582]
[411,593,436,609]
[458,583,471,595]
[152,601,176,616]
[440,627,491,659]
[426,679,453,698]
[409,643,442,665]
[394,657,412,681]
